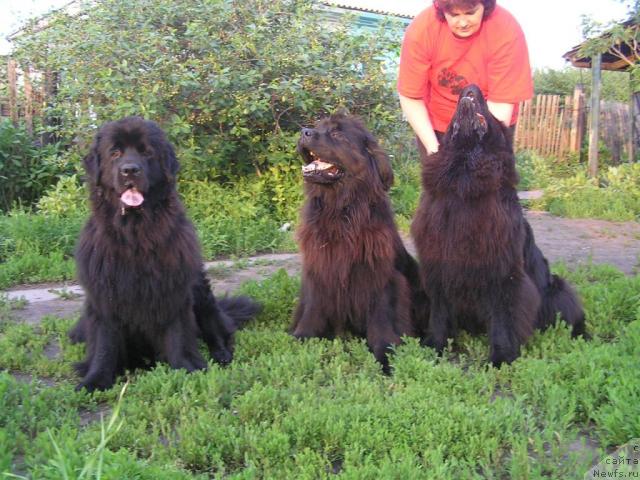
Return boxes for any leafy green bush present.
[14,0,403,179]
[515,150,583,191]
[0,210,82,288]
[180,175,299,259]
[0,120,70,211]
[0,175,92,287]
[36,174,89,218]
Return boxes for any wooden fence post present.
[588,55,602,178]
[43,69,60,145]
[569,84,585,156]
[24,65,33,135]
[561,95,573,156]
[8,58,18,125]
[632,91,640,162]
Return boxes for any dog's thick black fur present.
[411,85,586,366]
[292,113,428,372]
[69,116,260,391]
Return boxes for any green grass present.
[0,171,300,289]
[517,152,640,221]
[1,266,639,479]
[389,153,421,234]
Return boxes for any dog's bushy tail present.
[538,274,588,338]
[219,295,262,329]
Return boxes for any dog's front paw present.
[210,347,233,366]
[489,344,519,368]
[421,335,448,355]
[75,374,115,393]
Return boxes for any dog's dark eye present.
[330,130,343,140]
[110,150,122,160]
[136,144,153,156]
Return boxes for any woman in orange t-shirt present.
[397,0,533,154]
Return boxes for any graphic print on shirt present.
[437,68,469,96]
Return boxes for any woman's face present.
[443,3,485,38]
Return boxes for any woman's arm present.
[399,94,440,154]
[486,101,515,127]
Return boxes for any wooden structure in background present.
[514,85,586,159]
[588,54,602,177]
[563,18,639,176]
[601,100,634,162]
[8,59,18,125]
[569,84,586,152]
[23,65,33,135]
[1,58,46,134]
[514,88,632,162]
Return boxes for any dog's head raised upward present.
[83,117,179,213]
[445,84,510,151]
[297,113,394,191]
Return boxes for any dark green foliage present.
[533,67,631,101]
[0,120,70,212]
[13,0,403,179]
[389,153,422,224]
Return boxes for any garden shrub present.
[13,0,404,179]
[0,120,70,212]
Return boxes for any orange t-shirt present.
[397,5,533,132]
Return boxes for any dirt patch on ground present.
[524,210,640,275]
[4,210,639,327]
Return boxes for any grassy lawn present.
[1,263,639,479]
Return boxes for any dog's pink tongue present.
[120,189,144,207]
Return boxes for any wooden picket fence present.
[514,88,633,163]
[514,91,584,158]
[599,101,634,163]
[1,58,53,134]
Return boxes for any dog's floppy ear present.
[163,142,180,180]
[83,135,102,186]
[365,133,394,191]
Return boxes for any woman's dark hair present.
[433,0,497,21]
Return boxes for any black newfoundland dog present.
[69,116,260,391]
[292,113,428,371]
[411,85,587,366]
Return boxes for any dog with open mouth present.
[411,84,587,366]
[69,116,261,392]
[292,113,429,372]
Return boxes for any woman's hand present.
[399,94,440,154]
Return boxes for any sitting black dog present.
[292,113,428,371]
[411,85,587,366]
[69,117,260,391]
